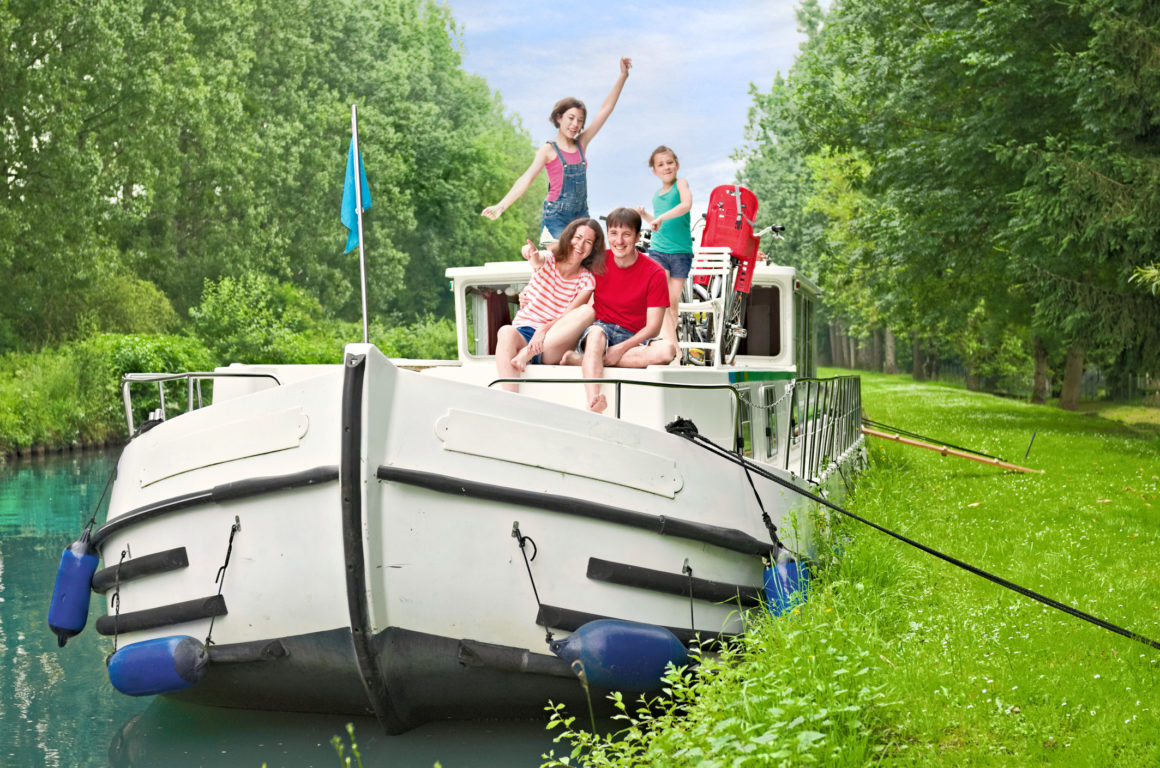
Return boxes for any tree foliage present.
[0,0,539,352]
[739,0,1160,394]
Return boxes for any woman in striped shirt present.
[496,218,605,391]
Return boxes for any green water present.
[1,452,554,767]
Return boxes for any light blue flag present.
[341,140,372,253]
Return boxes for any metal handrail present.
[121,371,282,435]
[783,376,862,482]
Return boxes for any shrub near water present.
[543,371,1160,766]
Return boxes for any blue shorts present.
[579,320,640,353]
[514,325,542,365]
[648,250,694,279]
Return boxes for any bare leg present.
[617,338,678,368]
[581,328,608,413]
[541,305,595,364]
[663,274,684,347]
[494,326,527,392]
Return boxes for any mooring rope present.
[668,419,1160,652]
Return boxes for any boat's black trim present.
[377,466,772,556]
[586,557,764,607]
[92,466,340,547]
[456,638,574,679]
[535,604,730,646]
[341,353,407,732]
[208,638,288,663]
[95,594,227,635]
[92,547,188,594]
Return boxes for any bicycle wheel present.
[719,292,748,366]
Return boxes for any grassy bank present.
[0,320,457,460]
[544,370,1160,766]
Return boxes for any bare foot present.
[511,347,532,372]
[588,393,607,413]
[561,350,583,366]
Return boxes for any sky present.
[442,0,810,224]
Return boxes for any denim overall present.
[540,141,588,241]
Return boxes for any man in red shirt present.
[555,207,677,412]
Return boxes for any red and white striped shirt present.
[513,256,595,328]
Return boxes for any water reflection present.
[108,701,555,767]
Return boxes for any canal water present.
[1,452,557,767]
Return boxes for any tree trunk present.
[884,329,897,374]
[830,322,845,368]
[1031,335,1049,405]
[912,336,925,381]
[848,337,858,370]
[871,329,883,372]
[1059,344,1084,410]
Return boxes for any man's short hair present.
[605,207,642,237]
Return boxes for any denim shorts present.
[579,320,638,353]
[514,325,542,364]
[648,250,694,279]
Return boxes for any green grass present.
[543,369,1160,766]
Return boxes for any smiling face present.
[650,150,679,183]
[607,225,637,259]
[557,107,585,139]
[567,224,597,264]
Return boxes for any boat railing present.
[120,371,282,435]
[786,376,863,483]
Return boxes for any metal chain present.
[735,378,795,412]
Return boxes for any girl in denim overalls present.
[482,58,631,244]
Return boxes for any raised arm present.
[521,240,549,269]
[578,58,631,150]
[482,144,551,220]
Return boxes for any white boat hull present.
[94,344,861,730]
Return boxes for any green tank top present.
[650,184,692,254]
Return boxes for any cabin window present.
[761,384,779,459]
[743,286,781,357]
[735,391,754,458]
[464,283,525,356]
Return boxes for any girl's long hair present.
[552,218,605,275]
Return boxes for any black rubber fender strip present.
[456,638,574,679]
[95,594,227,636]
[340,353,408,733]
[535,604,731,647]
[586,557,764,607]
[377,465,772,557]
[92,466,340,547]
[207,638,289,664]
[92,547,189,594]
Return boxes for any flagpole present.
[351,104,369,344]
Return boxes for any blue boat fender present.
[550,619,689,692]
[47,527,99,648]
[763,553,810,616]
[108,636,208,697]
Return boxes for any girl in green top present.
[636,145,693,341]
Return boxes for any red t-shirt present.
[593,250,670,334]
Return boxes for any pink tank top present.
[545,144,584,202]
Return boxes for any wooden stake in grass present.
[862,427,1045,474]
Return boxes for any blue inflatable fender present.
[763,556,810,616]
[550,619,689,692]
[47,529,99,647]
[108,636,208,697]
